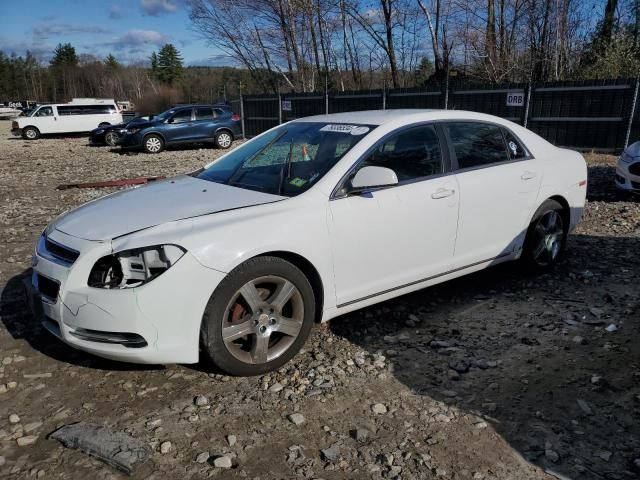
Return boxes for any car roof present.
[290,109,511,126]
[170,104,231,109]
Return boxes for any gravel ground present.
[0,122,638,480]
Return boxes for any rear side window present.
[57,105,116,115]
[196,107,214,120]
[503,128,528,160]
[214,108,226,117]
[446,122,509,169]
[360,125,443,182]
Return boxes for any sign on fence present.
[506,91,525,107]
[281,100,292,112]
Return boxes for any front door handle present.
[431,188,456,199]
[521,171,537,180]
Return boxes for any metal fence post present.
[444,69,449,109]
[278,89,283,125]
[239,83,245,139]
[382,87,386,110]
[624,76,639,149]
[523,81,532,128]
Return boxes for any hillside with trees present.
[0,0,638,106]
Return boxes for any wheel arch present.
[547,194,571,232]
[143,130,166,143]
[23,125,40,133]
[250,251,324,323]
[214,126,234,139]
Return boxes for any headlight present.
[127,127,142,134]
[619,152,634,164]
[88,245,185,289]
[94,129,104,135]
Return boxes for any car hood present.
[53,175,286,241]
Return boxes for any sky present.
[0,0,227,66]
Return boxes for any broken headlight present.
[88,245,185,289]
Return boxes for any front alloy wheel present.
[104,131,118,146]
[144,134,164,154]
[201,256,315,376]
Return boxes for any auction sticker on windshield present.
[320,124,370,135]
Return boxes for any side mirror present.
[348,166,398,194]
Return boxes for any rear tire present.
[214,130,233,149]
[521,199,567,271]
[143,134,164,154]
[201,256,315,376]
[22,126,40,140]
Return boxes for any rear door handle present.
[521,171,537,180]
[431,188,456,199]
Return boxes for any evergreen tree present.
[104,54,120,71]
[50,43,78,67]
[151,44,183,85]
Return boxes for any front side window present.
[197,122,375,197]
[359,125,443,181]
[170,109,192,124]
[446,122,509,169]
[196,108,214,120]
[35,107,53,117]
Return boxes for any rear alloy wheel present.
[143,134,164,154]
[215,130,233,149]
[201,256,315,376]
[22,127,40,140]
[522,199,566,270]
[104,131,119,146]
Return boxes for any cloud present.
[140,0,179,16]
[106,29,171,52]
[32,24,111,40]
[0,37,53,62]
[109,5,124,20]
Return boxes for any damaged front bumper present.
[25,229,226,364]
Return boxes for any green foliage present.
[150,44,184,85]
[104,54,120,71]
[50,43,78,68]
[582,30,640,79]
[414,57,434,86]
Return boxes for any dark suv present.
[117,104,242,153]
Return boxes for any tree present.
[104,54,120,71]
[50,43,78,68]
[151,44,184,85]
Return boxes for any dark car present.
[117,104,242,154]
[89,115,153,146]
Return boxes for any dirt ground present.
[0,121,638,480]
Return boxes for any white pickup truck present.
[12,98,123,140]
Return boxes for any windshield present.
[197,122,375,197]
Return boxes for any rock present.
[213,455,233,468]
[288,413,305,425]
[545,449,560,463]
[24,421,42,433]
[449,360,469,374]
[17,435,38,446]
[321,443,341,462]
[159,441,172,454]
[269,382,284,393]
[49,422,151,475]
[194,395,209,406]
[0,455,4,466]
[605,324,617,332]
[8,414,20,424]
[572,336,586,345]
[351,428,369,442]
[371,403,387,414]
[226,434,237,446]
[195,452,210,463]
[577,399,593,415]
[441,390,458,398]
[596,450,612,462]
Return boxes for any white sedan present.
[27,110,587,375]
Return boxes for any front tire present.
[143,134,164,154]
[214,130,233,149]
[201,256,315,376]
[22,126,40,140]
[104,131,118,146]
[521,199,567,270]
